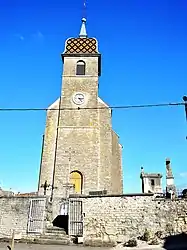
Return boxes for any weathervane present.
[83,0,87,19]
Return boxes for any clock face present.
[72,93,85,105]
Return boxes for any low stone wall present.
[78,195,187,246]
[0,196,46,239]
[1,194,187,246]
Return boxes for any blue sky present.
[0,0,187,193]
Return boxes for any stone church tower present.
[38,18,123,198]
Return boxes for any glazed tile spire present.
[79,18,87,38]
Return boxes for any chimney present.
[165,158,176,196]
[166,158,173,179]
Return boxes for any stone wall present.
[0,197,31,238]
[1,194,187,246]
[79,195,187,246]
[38,99,60,196]
[0,196,46,239]
[98,99,112,193]
[111,131,123,194]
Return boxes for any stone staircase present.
[34,226,70,245]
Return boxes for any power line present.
[0,102,185,112]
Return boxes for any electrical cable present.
[0,102,185,112]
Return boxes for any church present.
[38,18,123,198]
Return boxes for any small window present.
[151,179,155,186]
[76,61,85,75]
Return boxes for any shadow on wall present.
[163,233,187,249]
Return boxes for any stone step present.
[45,230,67,236]
[33,238,70,245]
[0,237,70,246]
[46,226,66,233]
[46,229,66,233]
[46,226,63,230]
[40,234,69,240]
[45,229,67,235]
[44,231,67,237]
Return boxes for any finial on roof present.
[79,18,87,38]
[166,157,173,178]
[166,157,170,163]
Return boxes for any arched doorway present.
[70,171,83,194]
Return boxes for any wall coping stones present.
[69,193,154,199]
[0,196,45,199]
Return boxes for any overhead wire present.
[0,102,185,112]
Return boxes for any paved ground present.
[1,243,187,250]
[0,243,165,250]
[0,243,109,250]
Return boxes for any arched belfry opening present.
[70,171,83,194]
[76,60,85,75]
